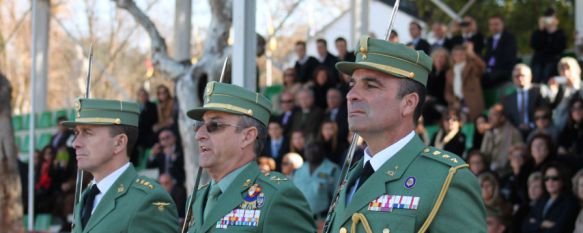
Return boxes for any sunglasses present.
[544,176,560,182]
[193,121,242,133]
[280,99,294,104]
[534,115,550,120]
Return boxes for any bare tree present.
[112,0,235,190]
[0,73,24,233]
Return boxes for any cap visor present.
[336,61,407,79]
[186,107,247,121]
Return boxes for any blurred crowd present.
[19,8,583,233]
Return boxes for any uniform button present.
[383,228,390,233]
[340,227,347,233]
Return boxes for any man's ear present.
[401,92,419,118]
[241,127,258,150]
[114,134,128,154]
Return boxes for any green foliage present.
[412,0,575,56]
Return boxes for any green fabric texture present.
[72,165,179,233]
[62,98,140,128]
[187,82,272,126]
[185,162,316,233]
[328,136,487,233]
[336,36,433,87]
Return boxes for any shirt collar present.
[212,162,252,193]
[493,33,502,40]
[94,162,130,194]
[363,131,415,171]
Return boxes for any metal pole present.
[28,0,38,230]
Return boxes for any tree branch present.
[112,0,187,79]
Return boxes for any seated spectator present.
[486,206,507,233]
[572,169,583,233]
[430,22,454,51]
[514,172,545,233]
[292,141,340,221]
[35,146,56,213]
[467,150,489,175]
[526,106,559,143]
[147,128,185,185]
[416,116,430,145]
[318,120,347,165]
[290,130,306,157]
[450,15,485,55]
[481,104,524,175]
[424,48,450,125]
[431,110,466,156]
[50,116,73,152]
[445,45,486,122]
[276,92,298,137]
[527,133,556,172]
[282,68,302,97]
[549,57,582,131]
[291,88,325,139]
[479,172,512,220]
[325,88,348,142]
[389,30,399,43]
[557,96,583,158]
[502,64,551,138]
[257,156,276,173]
[407,21,430,55]
[530,8,566,84]
[472,114,489,150]
[308,66,334,110]
[159,173,186,219]
[522,163,579,233]
[500,146,531,212]
[262,121,289,170]
[136,88,159,163]
[153,85,177,133]
[281,152,304,178]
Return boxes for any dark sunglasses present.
[280,99,294,104]
[544,176,560,182]
[534,114,550,120]
[193,121,242,133]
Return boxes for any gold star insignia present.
[442,154,450,159]
[117,184,125,193]
[433,151,441,155]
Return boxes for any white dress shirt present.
[92,162,130,213]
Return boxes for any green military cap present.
[61,98,140,128]
[336,35,433,87]
[187,82,272,126]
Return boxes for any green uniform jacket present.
[328,136,486,233]
[185,162,316,233]
[72,165,179,233]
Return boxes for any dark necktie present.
[356,161,374,191]
[81,185,100,229]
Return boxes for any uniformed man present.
[326,36,487,233]
[184,82,316,233]
[64,98,179,233]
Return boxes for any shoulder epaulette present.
[135,177,155,191]
[420,146,466,167]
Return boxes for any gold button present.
[408,72,415,78]
[383,228,390,233]
[359,47,366,53]
[340,227,347,233]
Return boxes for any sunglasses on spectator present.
[534,114,550,120]
[544,176,560,182]
[280,99,294,104]
[193,121,243,133]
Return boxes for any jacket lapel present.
[338,137,425,226]
[84,165,136,232]
[190,184,209,231]
[334,160,363,220]
[201,163,261,232]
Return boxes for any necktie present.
[81,185,100,229]
[356,161,374,191]
[522,90,529,124]
[204,184,222,221]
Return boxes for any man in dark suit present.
[325,88,348,142]
[136,88,158,164]
[482,15,518,89]
[262,121,289,170]
[430,22,454,52]
[147,128,185,185]
[450,16,485,55]
[316,38,340,84]
[502,64,550,137]
[51,116,73,151]
[408,21,431,55]
[276,92,297,137]
[294,41,320,83]
[335,37,355,62]
[291,88,325,139]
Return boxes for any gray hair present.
[237,115,267,155]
